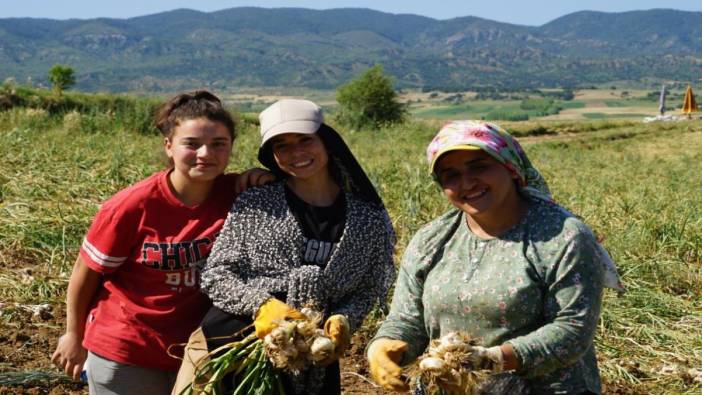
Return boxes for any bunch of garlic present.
[262,307,335,374]
[416,331,487,395]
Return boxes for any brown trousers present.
[171,327,209,395]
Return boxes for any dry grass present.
[1,90,701,393]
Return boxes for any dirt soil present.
[0,313,643,394]
[0,258,642,395]
[0,306,392,395]
[0,306,84,395]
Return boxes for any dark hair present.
[258,124,385,207]
[155,90,236,140]
[257,125,326,180]
[259,131,345,184]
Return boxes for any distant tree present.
[48,64,76,95]
[562,88,575,101]
[335,65,406,130]
[444,93,464,104]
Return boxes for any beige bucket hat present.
[258,99,323,146]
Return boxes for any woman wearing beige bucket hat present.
[172,99,396,394]
[367,121,622,394]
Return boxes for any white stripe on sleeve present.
[81,238,128,268]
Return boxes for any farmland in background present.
[0,84,701,394]
[216,87,688,123]
[408,88,686,122]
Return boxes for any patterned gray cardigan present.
[201,181,396,331]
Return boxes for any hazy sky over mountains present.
[1,0,701,25]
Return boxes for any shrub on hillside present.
[335,65,406,130]
[48,64,76,95]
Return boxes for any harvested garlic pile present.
[263,307,335,373]
[416,332,488,395]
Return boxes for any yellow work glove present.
[324,315,351,355]
[367,338,410,392]
[311,314,351,366]
[253,298,306,339]
[468,345,504,373]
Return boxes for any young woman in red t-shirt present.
[51,91,271,394]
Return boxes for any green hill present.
[1,8,701,91]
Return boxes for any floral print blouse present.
[373,199,604,394]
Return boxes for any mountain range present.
[1,7,701,91]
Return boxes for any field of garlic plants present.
[1,86,701,394]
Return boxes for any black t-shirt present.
[284,184,346,267]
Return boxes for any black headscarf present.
[257,124,386,209]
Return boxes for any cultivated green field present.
[203,87,687,123]
[407,89,687,122]
[1,87,701,394]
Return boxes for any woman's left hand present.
[322,315,351,363]
[468,345,505,372]
[234,168,276,194]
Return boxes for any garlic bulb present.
[419,357,446,372]
[262,308,341,372]
[415,331,488,395]
[310,336,334,362]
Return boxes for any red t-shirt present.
[80,170,237,371]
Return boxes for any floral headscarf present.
[426,120,624,291]
[427,120,551,201]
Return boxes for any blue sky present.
[1,1,701,25]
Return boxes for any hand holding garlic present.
[367,338,411,391]
[262,307,339,373]
[254,298,307,339]
[315,314,351,365]
[468,345,504,373]
[416,332,505,394]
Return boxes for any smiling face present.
[435,149,522,221]
[165,117,232,184]
[270,132,329,180]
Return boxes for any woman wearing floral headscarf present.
[367,121,622,394]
